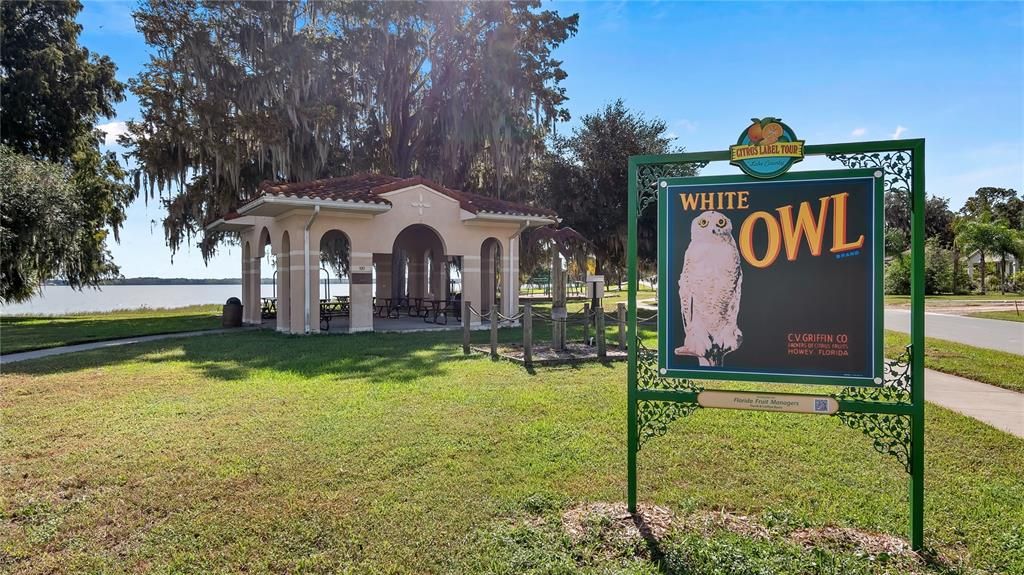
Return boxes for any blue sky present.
[79,0,1024,278]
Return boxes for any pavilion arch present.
[480,237,502,317]
[390,224,448,302]
[319,228,352,300]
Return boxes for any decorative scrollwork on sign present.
[825,150,913,194]
[638,400,700,450]
[833,347,913,473]
[637,337,703,393]
[833,346,912,404]
[835,412,912,473]
[636,161,709,217]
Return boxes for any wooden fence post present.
[617,302,627,349]
[583,303,590,345]
[523,303,533,366]
[596,306,606,358]
[490,307,498,359]
[462,300,471,355]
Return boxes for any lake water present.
[1,284,352,316]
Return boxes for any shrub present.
[884,255,911,295]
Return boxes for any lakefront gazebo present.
[206,174,558,334]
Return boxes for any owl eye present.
[698,219,709,228]
[716,218,727,228]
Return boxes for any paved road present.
[885,309,1023,355]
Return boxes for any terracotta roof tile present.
[257,173,400,205]
[247,174,557,219]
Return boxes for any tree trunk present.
[1000,253,1006,294]
[980,251,987,294]
[952,246,959,294]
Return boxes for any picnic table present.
[373,296,426,318]
[319,298,350,330]
[261,298,277,319]
[423,298,461,324]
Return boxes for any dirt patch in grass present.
[561,502,923,564]
[790,525,912,557]
[562,502,674,544]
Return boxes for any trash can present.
[222,297,243,327]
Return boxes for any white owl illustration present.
[675,210,743,366]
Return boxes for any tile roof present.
[248,174,557,219]
[258,173,400,206]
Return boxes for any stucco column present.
[503,237,518,319]
[247,255,262,325]
[275,245,291,332]
[408,249,425,299]
[373,254,391,299]
[432,254,446,299]
[307,251,321,333]
[480,246,494,315]
[349,250,374,333]
[240,247,251,323]
[462,254,482,327]
[287,246,307,334]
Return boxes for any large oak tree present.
[539,100,692,280]
[0,0,134,303]
[125,0,578,260]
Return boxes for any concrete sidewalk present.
[924,368,1023,438]
[0,328,248,365]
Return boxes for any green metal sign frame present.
[626,138,926,550]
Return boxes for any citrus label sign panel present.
[730,117,805,178]
[657,169,884,386]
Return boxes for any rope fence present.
[460,299,634,365]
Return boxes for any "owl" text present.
[737,192,864,268]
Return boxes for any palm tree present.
[955,216,1003,294]
[993,227,1024,293]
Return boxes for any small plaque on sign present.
[551,307,568,320]
[697,391,838,415]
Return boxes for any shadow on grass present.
[2,314,655,384]
[3,327,509,385]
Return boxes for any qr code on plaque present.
[814,399,829,412]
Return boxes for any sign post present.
[626,120,925,549]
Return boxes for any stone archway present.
[390,224,448,303]
[318,228,352,332]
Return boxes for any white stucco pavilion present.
[206,174,558,334]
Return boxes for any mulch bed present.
[557,502,926,566]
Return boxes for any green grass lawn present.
[3,329,1022,574]
[885,293,1024,307]
[885,330,1024,393]
[966,310,1024,323]
[0,306,222,355]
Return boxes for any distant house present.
[965,249,1019,281]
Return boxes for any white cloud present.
[665,131,679,140]
[890,125,908,139]
[850,127,867,137]
[675,119,698,133]
[97,121,128,146]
